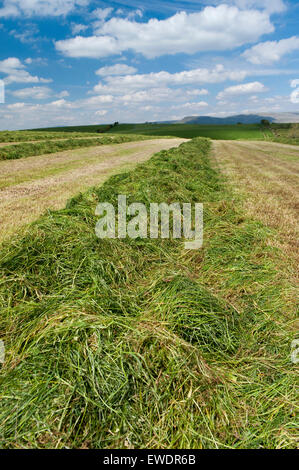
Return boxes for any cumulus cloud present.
[217,81,267,100]
[290,78,299,104]
[11,86,52,99]
[56,5,274,59]
[95,110,108,116]
[71,23,88,35]
[171,101,209,110]
[129,9,143,18]
[92,7,113,21]
[243,36,299,64]
[117,88,182,104]
[94,65,247,95]
[56,35,120,59]
[7,102,26,109]
[290,89,299,104]
[186,89,209,96]
[57,90,70,98]
[290,79,299,88]
[83,95,114,106]
[0,57,51,84]
[48,99,73,108]
[96,64,137,77]
[0,0,89,18]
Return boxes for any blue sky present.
[0,0,298,130]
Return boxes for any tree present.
[260,119,270,127]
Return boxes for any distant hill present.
[171,113,299,125]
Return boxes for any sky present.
[0,0,298,130]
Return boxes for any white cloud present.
[11,86,52,99]
[126,9,143,20]
[0,57,51,84]
[57,90,70,98]
[7,102,25,109]
[119,88,180,104]
[229,0,286,14]
[96,64,137,77]
[0,57,23,74]
[56,35,120,59]
[290,89,299,104]
[94,65,247,95]
[290,78,299,104]
[91,7,114,33]
[24,57,48,66]
[243,36,299,64]
[92,7,113,21]
[186,89,209,96]
[95,110,108,116]
[71,23,88,35]
[290,79,299,88]
[49,99,73,108]
[83,95,114,106]
[217,81,267,100]
[171,101,209,110]
[56,5,274,59]
[0,0,89,18]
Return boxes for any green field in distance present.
[30,123,271,140]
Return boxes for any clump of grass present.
[0,134,164,161]
[266,123,299,145]
[0,138,297,449]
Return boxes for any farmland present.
[1,0,299,453]
[0,125,298,449]
[34,123,272,140]
[0,130,99,142]
[270,123,299,146]
[32,122,299,143]
[106,123,274,140]
[0,134,170,161]
[0,138,185,240]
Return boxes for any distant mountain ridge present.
[166,112,299,125]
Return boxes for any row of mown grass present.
[0,131,98,143]
[0,138,297,448]
[31,125,108,134]
[0,135,163,161]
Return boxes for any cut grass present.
[0,139,185,241]
[0,131,99,143]
[0,134,166,161]
[212,140,299,282]
[0,139,184,190]
[0,138,297,449]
